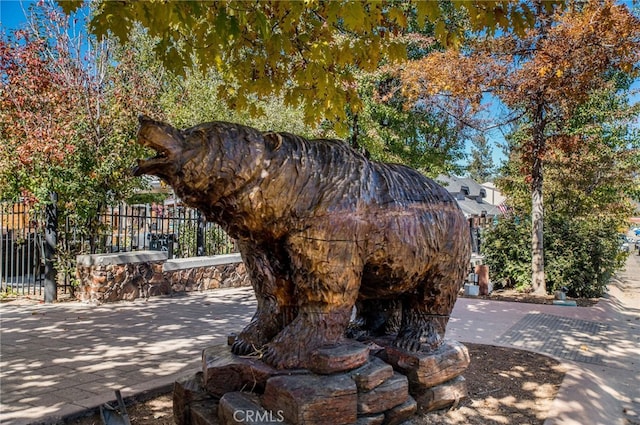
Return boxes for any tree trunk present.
[530,105,546,295]
[350,113,360,150]
[531,175,545,294]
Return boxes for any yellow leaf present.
[336,43,354,67]
[214,54,223,70]
[434,21,447,44]
[343,2,366,32]
[414,1,441,27]
[387,41,407,63]
[388,6,407,27]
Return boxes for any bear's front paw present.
[231,338,260,356]
[261,342,301,370]
[230,319,275,356]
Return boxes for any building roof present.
[437,175,487,199]
[437,175,501,218]
[456,198,501,217]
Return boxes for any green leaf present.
[57,0,83,14]
[414,1,441,28]
[343,2,366,32]
[387,5,407,27]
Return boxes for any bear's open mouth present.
[134,115,186,178]
[140,136,171,158]
[133,141,173,176]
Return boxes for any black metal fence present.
[95,203,237,257]
[1,202,237,296]
[0,202,44,295]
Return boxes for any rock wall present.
[166,262,249,292]
[75,251,249,304]
[76,260,168,303]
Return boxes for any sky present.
[0,1,33,33]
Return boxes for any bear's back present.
[273,133,456,210]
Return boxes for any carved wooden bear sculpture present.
[134,116,471,369]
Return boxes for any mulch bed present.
[69,342,566,425]
[461,288,599,307]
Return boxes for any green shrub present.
[482,215,624,298]
[482,217,531,292]
[544,216,624,298]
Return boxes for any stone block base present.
[175,339,470,424]
[309,341,370,374]
[173,372,215,425]
[218,392,278,424]
[202,345,308,397]
[376,338,470,389]
[263,374,358,425]
[414,375,468,413]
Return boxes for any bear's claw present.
[231,338,258,356]
[262,343,300,370]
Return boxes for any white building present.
[480,182,506,206]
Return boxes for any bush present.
[482,215,625,298]
[544,215,624,298]
[482,218,531,292]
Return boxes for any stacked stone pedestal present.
[174,339,469,425]
[374,338,470,413]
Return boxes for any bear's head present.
[133,116,273,209]
[134,115,189,183]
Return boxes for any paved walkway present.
[449,252,640,425]
[1,255,638,425]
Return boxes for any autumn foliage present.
[399,0,640,294]
[0,31,78,170]
[56,0,562,134]
[400,0,640,153]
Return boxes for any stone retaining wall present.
[76,251,249,304]
[164,254,249,293]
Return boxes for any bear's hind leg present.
[393,273,459,352]
[393,301,449,352]
[347,299,401,340]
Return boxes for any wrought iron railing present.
[1,202,237,296]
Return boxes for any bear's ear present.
[263,132,283,151]
[138,114,154,124]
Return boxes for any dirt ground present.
[408,343,566,425]
[68,342,565,425]
[464,287,600,307]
